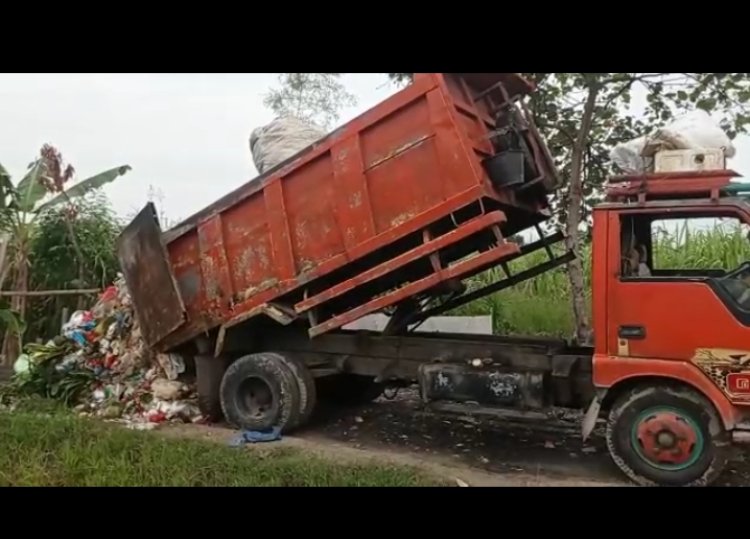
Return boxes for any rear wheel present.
[220,352,301,432]
[606,384,730,486]
[274,353,317,429]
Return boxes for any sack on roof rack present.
[610,109,736,174]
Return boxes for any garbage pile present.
[12,275,202,430]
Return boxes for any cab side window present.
[651,216,750,278]
[620,214,750,280]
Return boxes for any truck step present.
[430,401,551,421]
[423,402,583,437]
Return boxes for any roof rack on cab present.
[604,169,750,204]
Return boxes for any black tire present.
[220,352,301,432]
[606,384,730,486]
[194,355,227,422]
[273,352,317,429]
[316,374,383,407]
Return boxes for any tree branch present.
[600,73,671,109]
[574,87,600,154]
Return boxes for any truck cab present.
[587,169,750,485]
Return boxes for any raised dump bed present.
[118,73,561,353]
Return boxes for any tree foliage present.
[25,193,122,342]
[522,73,750,230]
[263,73,357,130]
[0,145,130,362]
[30,192,121,290]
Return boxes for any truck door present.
[606,207,750,365]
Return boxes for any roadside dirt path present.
[163,388,750,487]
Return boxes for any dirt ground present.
[163,387,750,487]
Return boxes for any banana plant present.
[0,145,130,364]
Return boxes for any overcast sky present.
[1,73,749,227]
[0,73,397,223]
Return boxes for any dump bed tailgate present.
[117,203,186,347]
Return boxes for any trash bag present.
[610,109,736,174]
[642,109,736,158]
[249,116,326,175]
[610,136,652,175]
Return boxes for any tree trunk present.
[565,83,600,345]
[0,233,8,366]
[0,232,10,292]
[1,260,28,365]
[58,193,89,311]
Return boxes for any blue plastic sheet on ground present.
[228,426,282,447]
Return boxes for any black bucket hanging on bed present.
[483,149,525,189]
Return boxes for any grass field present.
[454,223,750,337]
[0,410,440,486]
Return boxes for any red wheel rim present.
[632,407,703,470]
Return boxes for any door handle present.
[618,325,646,339]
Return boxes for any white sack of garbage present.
[249,116,327,175]
[610,109,736,174]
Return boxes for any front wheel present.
[606,384,730,486]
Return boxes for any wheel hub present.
[634,410,701,468]
[238,377,273,419]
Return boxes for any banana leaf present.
[0,308,26,337]
[35,165,131,213]
[14,160,48,213]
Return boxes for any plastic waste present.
[13,354,30,375]
[151,379,184,401]
[54,354,79,373]
[156,353,186,381]
[20,274,204,428]
[127,422,157,431]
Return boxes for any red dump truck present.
[119,73,750,486]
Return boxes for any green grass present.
[455,224,750,338]
[0,411,441,487]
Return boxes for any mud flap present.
[117,202,186,347]
[581,391,605,442]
